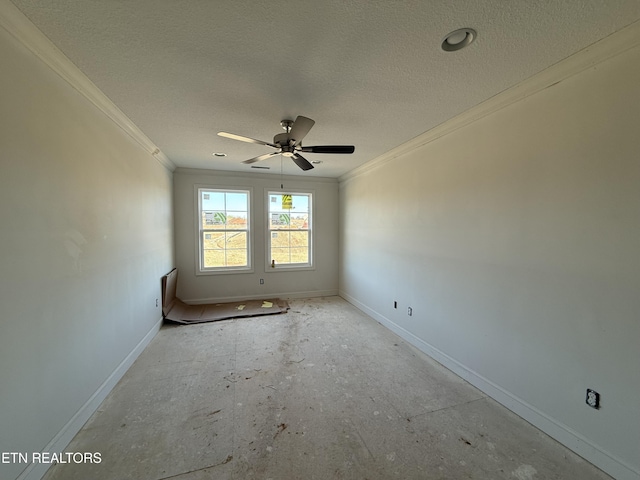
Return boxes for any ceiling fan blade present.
[289,116,315,145]
[242,152,280,164]
[292,153,314,171]
[299,145,355,154]
[218,131,278,148]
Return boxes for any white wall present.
[339,39,640,480]
[0,16,174,480]
[173,169,339,302]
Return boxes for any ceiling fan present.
[217,116,355,171]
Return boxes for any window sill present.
[197,266,254,276]
[267,264,315,272]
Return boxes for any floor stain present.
[273,423,288,439]
[512,464,538,480]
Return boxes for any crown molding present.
[339,19,640,184]
[0,0,176,172]
[174,167,338,184]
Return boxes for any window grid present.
[198,188,250,272]
[267,192,312,268]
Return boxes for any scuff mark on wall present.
[63,229,87,273]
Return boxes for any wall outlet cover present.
[586,389,600,409]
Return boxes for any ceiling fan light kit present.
[217,115,355,171]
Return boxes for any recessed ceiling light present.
[212,152,227,157]
[442,28,476,52]
[311,160,323,165]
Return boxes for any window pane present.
[290,214,309,229]
[203,232,225,249]
[226,249,247,267]
[290,231,308,247]
[269,194,284,212]
[269,194,308,213]
[271,231,290,248]
[270,212,291,229]
[202,191,225,210]
[226,232,247,249]
[271,248,290,264]
[227,212,247,229]
[202,210,228,229]
[203,249,225,268]
[226,192,247,211]
[290,247,309,264]
[291,195,309,212]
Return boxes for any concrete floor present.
[43,296,611,480]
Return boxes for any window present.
[267,192,312,269]
[197,188,251,273]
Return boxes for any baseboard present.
[339,291,639,480]
[185,289,338,304]
[17,316,164,480]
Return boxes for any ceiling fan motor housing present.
[273,132,294,147]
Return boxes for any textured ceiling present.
[10,0,640,177]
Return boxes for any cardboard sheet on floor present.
[161,268,289,324]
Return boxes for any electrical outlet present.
[260,278,264,285]
[586,389,600,409]
[408,307,413,316]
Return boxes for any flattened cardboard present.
[161,268,289,324]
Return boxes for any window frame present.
[265,189,314,272]
[195,185,253,275]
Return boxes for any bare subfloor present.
[43,297,611,479]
